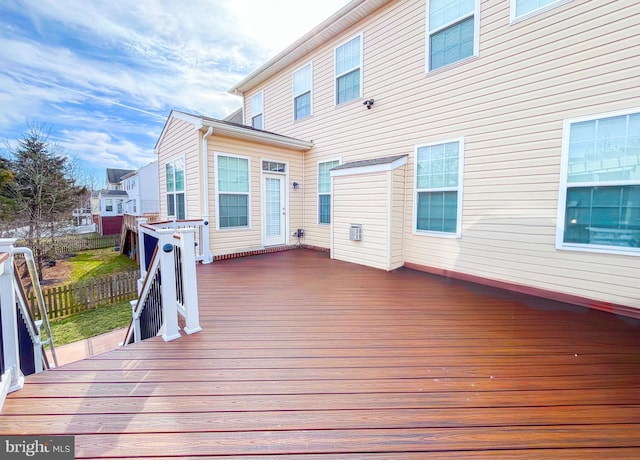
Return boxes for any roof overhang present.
[200,118,313,151]
[229,0,393,95]
[331,154,407,177]
[155,110,313,152]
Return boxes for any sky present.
[0,0,350,187]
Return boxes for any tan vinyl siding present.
[156,117,200,220]
[332,172,390,270]
[389,166,406,269]
[238,0,640,309]
[206,136,303,257]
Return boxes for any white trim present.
[165,155,187,220]
[510,0,572,24]
[425,0,480,73]
[261,169,288,247]
[555,107,640,257]
[412,138,465,239]
[214,152,252,231]
[250,91,264,129]
[330,156,408,177]
[293,61,314,121]
[318,158,341,225]
[334,33,364,106]
[154,110,203,149]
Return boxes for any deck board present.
[3,249,640,458]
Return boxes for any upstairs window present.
[318,159,340,224]
[335,35,362,105]
[427,0,479,71]
[166,158,186,220]
[216,154,250,229]
[105,199,113,213]
[557,109,640,255]
[293,63,312,120]
[512,0,569,21]
[251,92,264,129]
[414,139,464,237]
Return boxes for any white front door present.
[263,174,286,246]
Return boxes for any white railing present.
[0,239,57,411]
[122,223,201,345]
[139,218,212,264]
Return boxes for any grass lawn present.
[67,247,138,281]
[49,300,132,346]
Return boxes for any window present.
[293,63,312,120]
[557,110,640,254]
[427,0,479,71]
[216,154,250,229]
[414,139,463,236]
[318,159,340,224]
[105,199,113,213]
[166,158,186,220]
[335,35,362,105]
[262,161,286,173]
[116,200,123,215]
[251,92,264,129]
[512,0,568,20]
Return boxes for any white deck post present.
[178,229,201,334]
[136,218,148,293]
[0,239,25,394]
[201,217,213,264]
[158,231,180,341]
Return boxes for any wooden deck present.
[3,249,640,458]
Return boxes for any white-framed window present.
[511,0,570,22]
[251,91,264,129]
[293,63,313,120]
[335,34,362,105]
[262,160,287,173]
[116,200,123,215]
[427,0,480,72]
[318,159,340,224]
[556,109,640,255]
[414,139,464,237]
[166,157,186,220]
[216,153,250,229]
[105,199,113,213]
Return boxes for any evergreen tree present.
[5,124,86,276]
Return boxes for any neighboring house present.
[156,0,640,316]
[223,108,243,125]
[105,168,134,191]
[122,161,160,216]
[94,168,134,235]
[96,190,128,235]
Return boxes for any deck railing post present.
[0,238,25,395]
[136,218,148,294]
[201,217,213,264]
[158,232,180,341]
[177,229,201,334]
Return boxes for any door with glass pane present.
[263,174,286,246]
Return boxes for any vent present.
[349,224,363,241]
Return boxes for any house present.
[155,0,640,316]
[121,161,160,217]
[92,168,134,235]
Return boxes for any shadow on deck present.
[3,249,640,458]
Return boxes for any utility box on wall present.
[330,155,407,271]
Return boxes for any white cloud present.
[0,0,352,178]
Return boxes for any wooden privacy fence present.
[17,235,118,257]
[28,270,139,320]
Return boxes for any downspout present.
[201,127,214,263]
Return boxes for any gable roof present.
[155,110,313,151]
[106,168,135,184]
[229,0,393,95]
